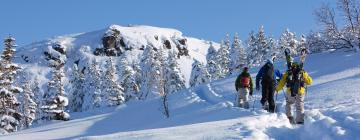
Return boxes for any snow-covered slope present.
[3,51,359,140]
[14,24,219,88]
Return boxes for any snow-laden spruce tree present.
[247,26,276,67]
[103,57,125,106]
[31,77,44,123]
[0,36,23,133]
[206,42,217,61]
[83,59,103,110]
[119,59,139,101]
[230,33,247,75]
[164,50,186,94]
[206,41,221,81]
[139,46,162,99]
[20,81,37,129]
[215,40,230,78]
[68,64,85,112]
[190,59,211,87]
[42,65,69,121]
[206,60,221,81]
[298,34,307,52]
[279,29,298,57]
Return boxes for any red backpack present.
[240,76,250,87]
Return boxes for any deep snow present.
[1,51,359,140]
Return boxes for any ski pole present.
[282,88,286,99]
[252,95,256,111]
[274,91,278,112]
[234,91,238,107]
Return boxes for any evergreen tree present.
[230,33,247,74]
[139,46,162,99]
[20,81,37,128]
[206,42,217,61]
[164,51,186,94]
[205,41,221,81]
[0,36,23,133]
[31,77,44,123]
[103,57,125,106]
[190,59,211,87]
[279,29,298,57]
[247,26,276,66]
[119,59,139,101]
[298,34,307,52]
[68,64,85,112]
[83,59,103,110]
[42,65,70,121]
[215,40,230,78]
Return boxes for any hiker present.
[275,62,312,124]
[255,58,282,113]
[235,67,253,109]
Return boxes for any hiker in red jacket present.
[235,67,254,109]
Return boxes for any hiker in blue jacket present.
[255,58,282,113]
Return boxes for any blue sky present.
[0,0,333,48]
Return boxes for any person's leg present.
[260,83,267,107]
[242,88,250,109]
[285,93,296,123]
[237,90,243,107]
[267,85,275,113]
[295,93,305,124]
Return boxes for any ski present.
[284,48,292,70]
[299,48,308,70]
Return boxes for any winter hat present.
[243,67,249,72]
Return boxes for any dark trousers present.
[260,82,275,113]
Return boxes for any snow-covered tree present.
[103,57,125,106]
[164,51,186,94]
[247,26,276,67]
[20,81,37,128]
[42,65,70,121]
[68,64,85,112]
[314,0,360,50]
[190,59,211,87]
[215,40,230,78]
[206,42,217,61]
[206,42,221,81]
[298,34,307,53]
[83,59,103,110]
[306,31,327,53]
[0,36,23,133]
[119,59,139,101]
[139,46,162,99]
[230,33,247,75]
[279,29,298,57]
[31,77,44,123]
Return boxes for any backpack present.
[286,67,304,96]
[262,63,275,84]
[240,76,251,87]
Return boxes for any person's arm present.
[275,69,283,79]
[275,72,287,92]
[256,66,264,89]
[235,75,241,91]
[303,71,313,85]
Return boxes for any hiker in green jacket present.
[235,67,254,108]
